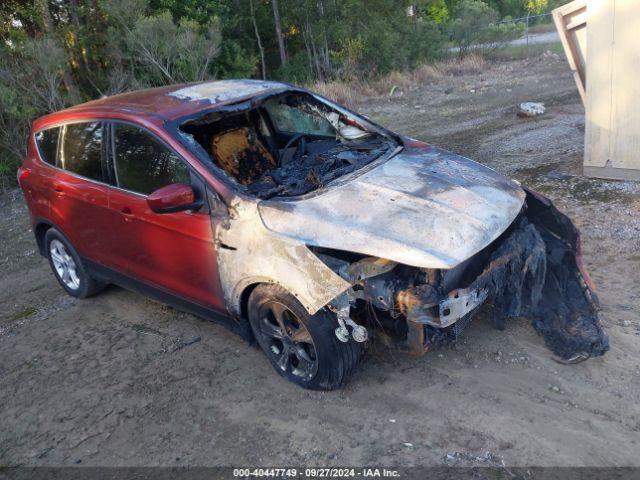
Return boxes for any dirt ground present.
[1,53,639,468]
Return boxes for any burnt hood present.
[257,146,526,269]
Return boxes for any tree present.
[249,0,266,79]
[271,0,287,67]
[449,0,499,55]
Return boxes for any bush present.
[333,17,445,80]
[481,17,525,51]
[0,37,72,189]
[448,0,522,56]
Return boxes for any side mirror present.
[147,183,200,214]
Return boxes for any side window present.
[113,123,190,196]
[34,127,60,166]
[264,99,335,137]
[59,122,104,181]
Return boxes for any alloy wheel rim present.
[49,239,80,290]
[258,301,318,379]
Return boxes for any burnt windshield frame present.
[165,85,403,200]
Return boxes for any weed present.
[11,306,36,321]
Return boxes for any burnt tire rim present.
[256,301,318,379]
[49,239,80,290]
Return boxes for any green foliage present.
[526,0,549,14]
[426,0,451,23]
[449,0,499,54]
[334,37,364,81]
[214,42,258,79]
[482,17,525,49]
[0,36,71,188]
[148,0,226,25]
[449,0,523,55]
[0,0,549,188]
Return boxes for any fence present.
[497,12,555,47]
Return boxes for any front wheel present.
[248,284,360,390]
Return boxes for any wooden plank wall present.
[584,0,640,180]
[553,1,587,104]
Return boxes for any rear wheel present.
[45,228,106,298]
[248,284,360,390]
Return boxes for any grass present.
[312,43,564,107]
[11,306,36,322]
[527,21,557,34]
[487,41,563,60]
[311,54,487,107]
[0,160,16,192]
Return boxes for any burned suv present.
[18,80,608,389]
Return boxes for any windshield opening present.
[179,91,397,199]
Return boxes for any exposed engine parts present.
[318,189,609,363]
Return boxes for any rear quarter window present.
[34,127,60,166]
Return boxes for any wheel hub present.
[257,301,318,379]
[49,239,81,290]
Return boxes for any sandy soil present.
[1,53,639,468]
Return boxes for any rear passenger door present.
[105,121,224,311]
[40,121,112,263]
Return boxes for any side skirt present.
[83,259,253,342]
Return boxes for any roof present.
[41,79,291,125]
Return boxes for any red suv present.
[18,80,607,389]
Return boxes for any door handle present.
[120,206,133,222]
[53,184,65,196]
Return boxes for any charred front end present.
[315,188,609,363]
[172,83,608,363]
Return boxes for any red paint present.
[17,166,30,183]
[105,186,223,310]
[403,137,430,149]
[19,88,230,313]
[147,183,195,212]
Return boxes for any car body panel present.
[33,80,291,124]
[213,199,352,315]
[46,167,113,263]
[258,146,526,269]
[106,186,225,311]
[23,108,229,314]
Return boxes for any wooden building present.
[555,0,640,181]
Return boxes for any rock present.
[518,102,546,117]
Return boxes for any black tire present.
[248,284,361,390]
[44,228,106,298]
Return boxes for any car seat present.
[211,127,276,185]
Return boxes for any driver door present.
[105,121,224,312]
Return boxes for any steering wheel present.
[282,133,308,159]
